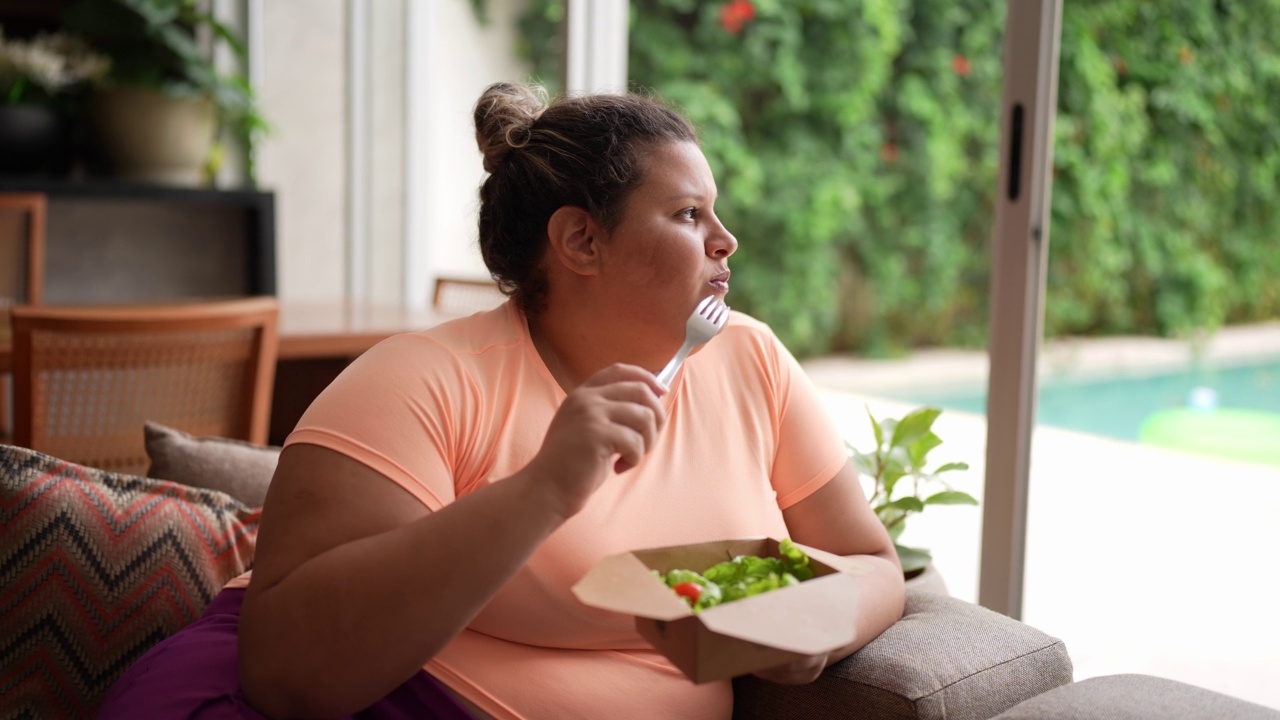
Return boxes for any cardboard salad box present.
[571,537,863,684]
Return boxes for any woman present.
[98,82,904,719]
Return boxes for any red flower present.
[880,142,899,165]
[951,54,971,77]
[721,1,756,34]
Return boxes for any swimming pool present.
[893,358,1280,442]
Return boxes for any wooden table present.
[276,301,453,359]
[1,300,462,444]
[0,300,453,370]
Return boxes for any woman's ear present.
[546,206,601,276]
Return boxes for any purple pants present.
[96,588,475,719]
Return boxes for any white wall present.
[405,0,533,308]
[252,0,531,307]
[368,0,408,305]
[256,0,348,302]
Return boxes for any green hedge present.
[515,0,1280,357]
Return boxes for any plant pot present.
[92,85,216,186]
[904,562,949,596]
[0,104,64,175]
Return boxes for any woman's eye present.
[678,208,697,220]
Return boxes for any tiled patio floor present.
[801,323,1280,710]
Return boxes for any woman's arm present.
[239,365,666,719]
[754,459,906,685]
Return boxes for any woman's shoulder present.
[373,302,521,355]
[722,309,770,333]
[701,309,806,384]
[716,309,781,351]
[346,302,523,379]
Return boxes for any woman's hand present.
[752,653,830,685]
[755,460,906,687]
[524,363,667,519]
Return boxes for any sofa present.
[2,432,1277,720]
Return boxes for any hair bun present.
[474,82,548,173]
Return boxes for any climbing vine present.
[510,0,1280,357]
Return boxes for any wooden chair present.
[0,194,45,325]
[0,194,46,440]
[431,276,506,315]
[10,297,279,476]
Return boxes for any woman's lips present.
[710,271,731,294]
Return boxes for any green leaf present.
[192,12,249,59]
[154,24,206,68]
[852,452,877,479]
[7,77,27,104]
[933,462,970,474]
[878,496,925,513]
[886,522,905,541]
[895,544,932,574]
[866,404,883,448]
[121,0,182,28]
[907,431,942,468]
[889,407,942,449]
[879,418,898,446]
[880,452,908,496]
[877,505,905,524]
[924,490,979,506]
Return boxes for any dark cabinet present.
[0,179,275,305]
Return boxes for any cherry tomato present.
[673,581,702,604]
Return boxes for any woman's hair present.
[473,82,698,316]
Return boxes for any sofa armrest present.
[732,589,1073,720]
[991,674,1280,720]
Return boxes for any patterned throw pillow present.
[0,444,260,720]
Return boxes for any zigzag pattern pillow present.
[0,444,260,719]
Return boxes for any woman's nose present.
[708,225,738,258]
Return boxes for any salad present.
[655,538,815,613]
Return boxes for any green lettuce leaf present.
[658,539,815,613]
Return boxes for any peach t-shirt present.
[277,301,848,719]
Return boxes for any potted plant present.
[0,28,109,174]
[849,406,977,593]
[60,0,267,186]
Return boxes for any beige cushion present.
[144,421,280,507]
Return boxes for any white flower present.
[0,29,110,97]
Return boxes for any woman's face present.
[598,141,738,340]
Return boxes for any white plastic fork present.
[656,295,730,388]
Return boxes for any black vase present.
[0,103,64,175]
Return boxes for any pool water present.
[895,359,1280,442]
